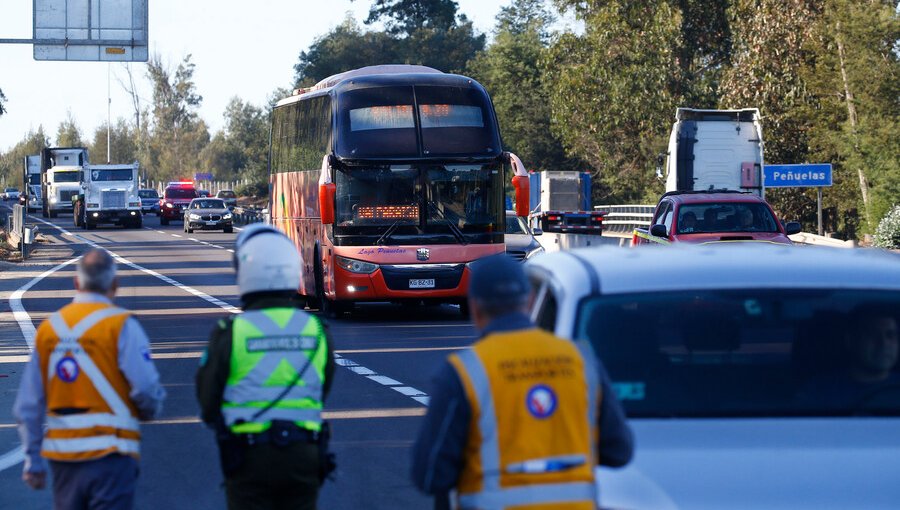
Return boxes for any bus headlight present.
[336,256,378,275]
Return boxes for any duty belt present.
[237,420,318,446]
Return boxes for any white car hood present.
[596,418,900,510]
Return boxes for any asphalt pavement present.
[0,207,476,509]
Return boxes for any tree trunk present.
[836,22,872,229]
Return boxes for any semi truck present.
[526,171,608,253]
[23,155,42,212]
[73,163,143,229]
[40,147,88,217]
[657,108,764,197]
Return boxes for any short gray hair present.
[76,250,117,293]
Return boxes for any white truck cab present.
[41,147,88,218]
[75,164,142,229]
[24,155,42,212]
[659,108,764,197]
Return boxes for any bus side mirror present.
[319,183,336,225]
[512,175,529,218]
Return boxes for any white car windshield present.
[576,289,900,417]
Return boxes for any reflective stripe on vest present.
[222,308,327,433]
[43,307,140,457]
[454,347,599,510]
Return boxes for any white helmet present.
[233,224,301,297]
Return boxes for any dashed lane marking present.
[335,354,430,406]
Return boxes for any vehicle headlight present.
[50,197,57,203]
[336,256,378,275]
[165,203,174,208]
[223,213,232,220]
[188,213,201,220]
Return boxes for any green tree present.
[719,0,822,229]
[468,0,573,172]
[0,88,7,116]
[90,118,139,164]
[0,126,50,185]
[294,16,400,86]
[200,97,269,185]
[545,1,683,203]
[56,113,86,147]
[362,0,459,35]
[800,0,900,235]
[146,54,209,181]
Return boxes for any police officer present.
[196,224,335,510]
[13,249,166,509]
[411,254,634,509]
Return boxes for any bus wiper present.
[428,201,468,245]
[376,221,402,246]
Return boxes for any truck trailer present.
[40,147,88,218]
[658,108,764,197]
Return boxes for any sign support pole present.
[817,187,823,236]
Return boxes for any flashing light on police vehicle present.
[336,256,378,275]
[129,202,141,207]
[87,203,99,208]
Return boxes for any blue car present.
[138,189,160,215]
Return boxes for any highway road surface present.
[0,209,476,509]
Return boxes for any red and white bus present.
[268,65,529,314]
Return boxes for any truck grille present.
[59,190,78,203]
[102,190,126,209]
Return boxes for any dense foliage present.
[874,205,900,249]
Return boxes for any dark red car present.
[633,191,801,246]
[159,182,199,225]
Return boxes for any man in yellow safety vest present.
[412,253,634,509]
[13,249,166,509]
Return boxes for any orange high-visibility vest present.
[35,302,141,462]
[449,328,600,510]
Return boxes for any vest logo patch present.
[526,384,557,419]
[247,335,317,352]
[56,357,80,383]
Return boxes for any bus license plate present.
[409,279,435,289]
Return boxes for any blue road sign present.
[764,164,832,188]
[194,172,214,181]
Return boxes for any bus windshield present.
[336,85,501,159]
[334,162,505,245]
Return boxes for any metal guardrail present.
[594,204,654,234]
[232,207,268,226]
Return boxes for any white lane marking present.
[171,234,182,238]
[393,386,427,397]
[30,217,239,314]
[348,366,375,375]
[226,249,234,253]
[156,230,165,234]
[10,256,81,350]
[367,375,403,386]
[336,346,466,354]
[0,355,31,364]
[0,448,24,471]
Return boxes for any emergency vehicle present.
[159,181,199,225]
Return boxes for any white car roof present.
[527,244,900,298]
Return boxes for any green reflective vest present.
[222,308,328,434]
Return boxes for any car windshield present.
[576,289,900,418]
[165,188,197,199]
[218,191,236,199]
[194,199,225,209]
[53,172,80,183]
[91,169,133,181]
[505,215,528,234]
[333,161,505,245]
[677,202,779,233]
[139,190,158,199]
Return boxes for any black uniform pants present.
[224,441,320,510]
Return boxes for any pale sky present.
[0,0,516,151]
